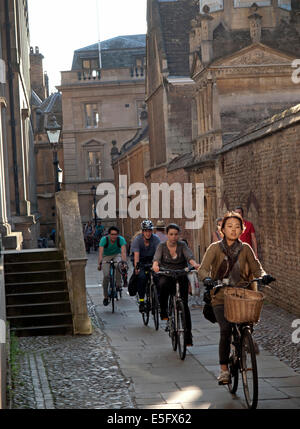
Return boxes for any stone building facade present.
[0,0,39,249]
[144,0,300,314]
[58,35,146,225]
[188,0,300,257]
[218,105,300,314]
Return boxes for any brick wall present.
[220,115,300,315]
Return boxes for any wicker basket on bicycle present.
[224,287,264,324]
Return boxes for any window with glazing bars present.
[88,151,101,179]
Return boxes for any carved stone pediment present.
[214,44,295,67]
[82,139,105,148]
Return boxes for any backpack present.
[104,236,121,248]
[128,272,138,296]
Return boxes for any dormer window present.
[82,58,99,70]
[200,0,223,13]
[278,0,291,10]
[233,0,271,6]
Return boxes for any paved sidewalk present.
[10,251,300,409]
[86,252,300,410]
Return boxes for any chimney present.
[30,46,47,101]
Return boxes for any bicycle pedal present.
[218,380,229,386]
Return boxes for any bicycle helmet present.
[141,219,154,230]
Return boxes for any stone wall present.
[218,104,300,315]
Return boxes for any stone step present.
[5,270,66,284]
[10,324,73,337]
[3,249,64,263]
[6,290,69,305]
[6,302,72,317]
[5,280,67,294]
[4,260,66,273]
[4,249,73,336]
[7,312,73,328]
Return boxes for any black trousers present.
[213,305,232,365]
[158,275,192,334]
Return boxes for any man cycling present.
[130,220,160,312]
[98,226,127,306]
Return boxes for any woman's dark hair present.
[234,206,244,217]
[221,211,245,231]
[166,223,180,233]
[108,226,119,234]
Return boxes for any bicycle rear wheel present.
[168,296,177,351]
[176,300,187,360]
[228,335,239,394]
[117,286,122,300]
[151,285,159,331]
[241,328,258,409]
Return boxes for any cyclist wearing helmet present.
[130,220,161,312]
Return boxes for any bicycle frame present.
[158,267,196,360]
[138,263,159,330]
[105,259,126,313]
[207,277,275,409]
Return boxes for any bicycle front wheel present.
[176,300,187,360]
[168,296,177,351]
[228,335,239,394]
[151,285,159,331]
[142,293,150,326]
[110,287,115,313]
[241,327,258,409]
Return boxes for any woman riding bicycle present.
[152,223,200,347]
[198,211,273,384]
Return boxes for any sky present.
[28,0,147,93]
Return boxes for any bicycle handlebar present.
[157,267,197,277]
[208,276,276,292]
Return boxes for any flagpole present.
[96,0,102,69]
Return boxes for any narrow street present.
[10,251,300,410]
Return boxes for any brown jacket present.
[198,241,266,306]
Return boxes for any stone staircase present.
[4,249,73,337]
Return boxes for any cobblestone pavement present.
[9,251,300,409]
[11,299,135,409]
[253,304,300,372]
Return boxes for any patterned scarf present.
[216,239,243,285]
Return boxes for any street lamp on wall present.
[91,185,97,226]
[45,115,62,193]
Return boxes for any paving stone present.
[277,387,300,397]
[256,398,300,409]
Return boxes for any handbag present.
[203,303,216,323]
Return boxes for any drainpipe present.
[4,0,20,216]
